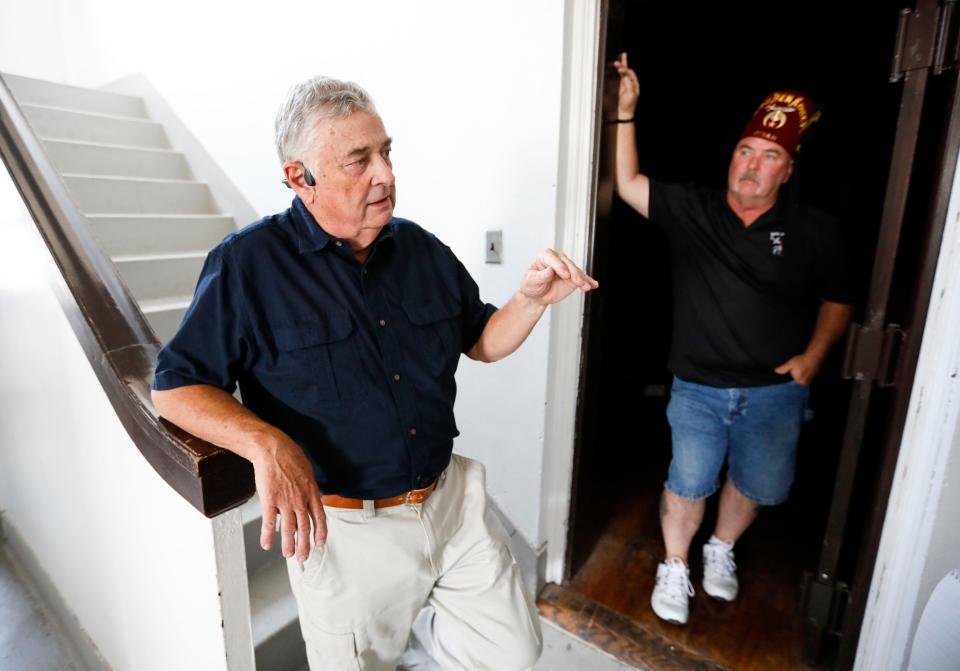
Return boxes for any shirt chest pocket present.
[401,297,463,376]
[273,311,366,405]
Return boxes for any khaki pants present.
[286,455,542,671]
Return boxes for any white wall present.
[0,173,233,670]
[0,0,567,543]
[0,0,68,83]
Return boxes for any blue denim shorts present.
[664,375,810,506]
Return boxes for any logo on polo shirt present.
[770,231,786,256]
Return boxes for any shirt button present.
[394,373,401,381]
[379,319,386,327]
[335,240,342,247]
[409,428,417,436]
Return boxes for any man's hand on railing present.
[252,437,327,562]
[151,384,322,552]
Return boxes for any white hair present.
[274,76,377,163]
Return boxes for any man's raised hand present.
[613,52,639,119]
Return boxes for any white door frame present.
[539,6,960,668]
[540,0,604,585]
[854,150,960,670]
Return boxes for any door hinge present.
[842,322,907,389]
[891,2,960,82]
[801,570,850,660]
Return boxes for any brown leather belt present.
[320,478,438,509]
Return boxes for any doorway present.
[544,1,956,669]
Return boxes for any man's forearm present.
[151,384,286,464]
[616,120,639,193]
[614,118,650,217]
[467,291,547,363]
[805,300,854,362]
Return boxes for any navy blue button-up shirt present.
[152,197,498,499]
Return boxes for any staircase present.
[1,72,305,671]
[2,73,234,342]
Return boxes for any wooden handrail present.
[0,75,254,517]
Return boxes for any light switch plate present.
[486,230,502,264]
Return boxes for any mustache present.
[738,172,760,184]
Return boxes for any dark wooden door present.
[802,2,960,666]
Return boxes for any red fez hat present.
[740,91,820,156]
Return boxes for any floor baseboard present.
[1,518,111,671]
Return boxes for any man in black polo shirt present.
[613,54,854,625]
[151,76,597,670]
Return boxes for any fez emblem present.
[762,104,795,130]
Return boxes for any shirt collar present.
[289,196,397,255]
[750,196,786,230]
[721,191,785,230]
[290,196,332,253]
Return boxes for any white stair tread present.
[19,101,169,149]
[112,250,207,263]
[42,137,181,155]
[86,212,233,220]
[61,173,203,185]
[40,136,172,153]
[138,296,193,313]
[2,73,146,117]
[249,553,299,647]
[18,101,155,124]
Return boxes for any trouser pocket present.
[303,627,361,671]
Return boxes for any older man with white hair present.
[151,76,597,670]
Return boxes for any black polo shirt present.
[152,197,498,499]
[648,180,855,388]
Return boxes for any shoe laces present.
[704,542,736,577]
[659,558,695,600]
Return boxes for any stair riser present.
[63,176,219,215]
[44,141,192,180]
[144,307,188,344]
[87,216,234,256]
[22,105,168,148]
[3,74,147,118]
[115,256,205,303]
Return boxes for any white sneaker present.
[702,536,738,602]
[651,557,694,625]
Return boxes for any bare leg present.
[660,489,705,563]
[713,479,759,544]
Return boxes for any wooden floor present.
[543,396,832,671]
[539,583,734,671]
[540,485,819,670]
